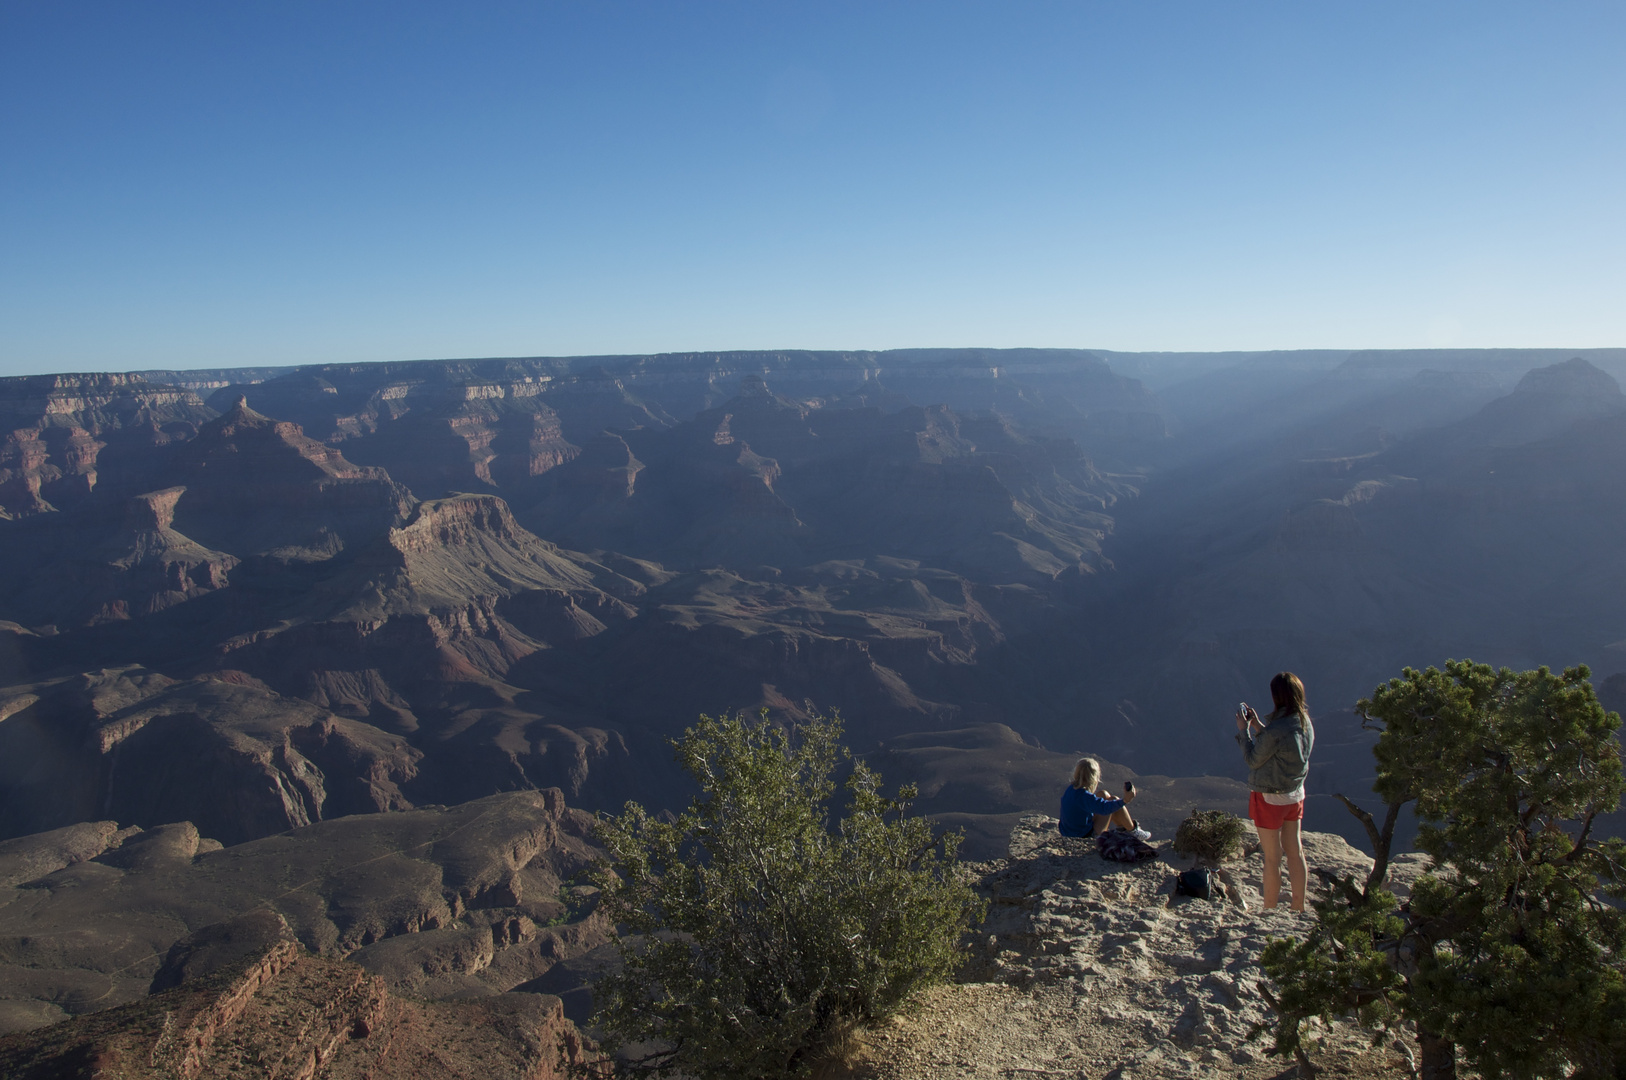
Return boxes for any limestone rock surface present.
[841,816,1428,1080]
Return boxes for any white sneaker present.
[1131,827,1152,841]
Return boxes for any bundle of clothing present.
[1096,829,1157,863]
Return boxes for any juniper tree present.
[588,709,984,1080]
[1260,661,1626,1079]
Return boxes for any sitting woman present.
[1059,757,1151,840]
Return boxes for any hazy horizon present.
[9,344,1626,386]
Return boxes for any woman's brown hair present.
[1268,671,1309,723]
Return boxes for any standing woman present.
[1236,672,1315,911]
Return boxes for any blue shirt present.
[1060,786,1124,838]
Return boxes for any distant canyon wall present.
[4,347,1626,855]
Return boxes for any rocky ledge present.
[840,815,1429,1080]
[0,806,1438,1079]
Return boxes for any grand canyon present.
[3,345,1625,1071]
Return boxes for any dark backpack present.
[1175,867,1217,899]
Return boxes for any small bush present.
[1172,809,1250,864]
[589,709,985,1080]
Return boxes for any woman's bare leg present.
[1096,789,1139,831]
[1281,820,1307,911]
[1257,826,1283,909]
[1093,808,1137,834]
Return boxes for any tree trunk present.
[1418,1029,1455,1080]
[1332,793,1406,897]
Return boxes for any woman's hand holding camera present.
[1099,780,1138,804]
[1236,703,1259,732]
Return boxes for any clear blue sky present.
[2,2,1622,375]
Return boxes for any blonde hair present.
[1071,757,1101,791]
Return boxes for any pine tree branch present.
[1565,807,1597,862]
[1335,793,1383,849]
[1334,793,1402,897]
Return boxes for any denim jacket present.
[1237,711,1314,795]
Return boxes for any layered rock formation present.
[5,348,1626,863]
[0,487,237,628]
[219,492,634,695]
[0,790,607,1035]
[0,669,420,844]
[520,379,1130,582]
[0,940,593,1079]
[199,362,663,500]
[0,352,1157,833]
[169,397,416,561]
[0,374,216,517]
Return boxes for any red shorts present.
[1249,791,1304,830]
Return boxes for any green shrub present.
[1171,809,1250,865]
[588,709,985,1080]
